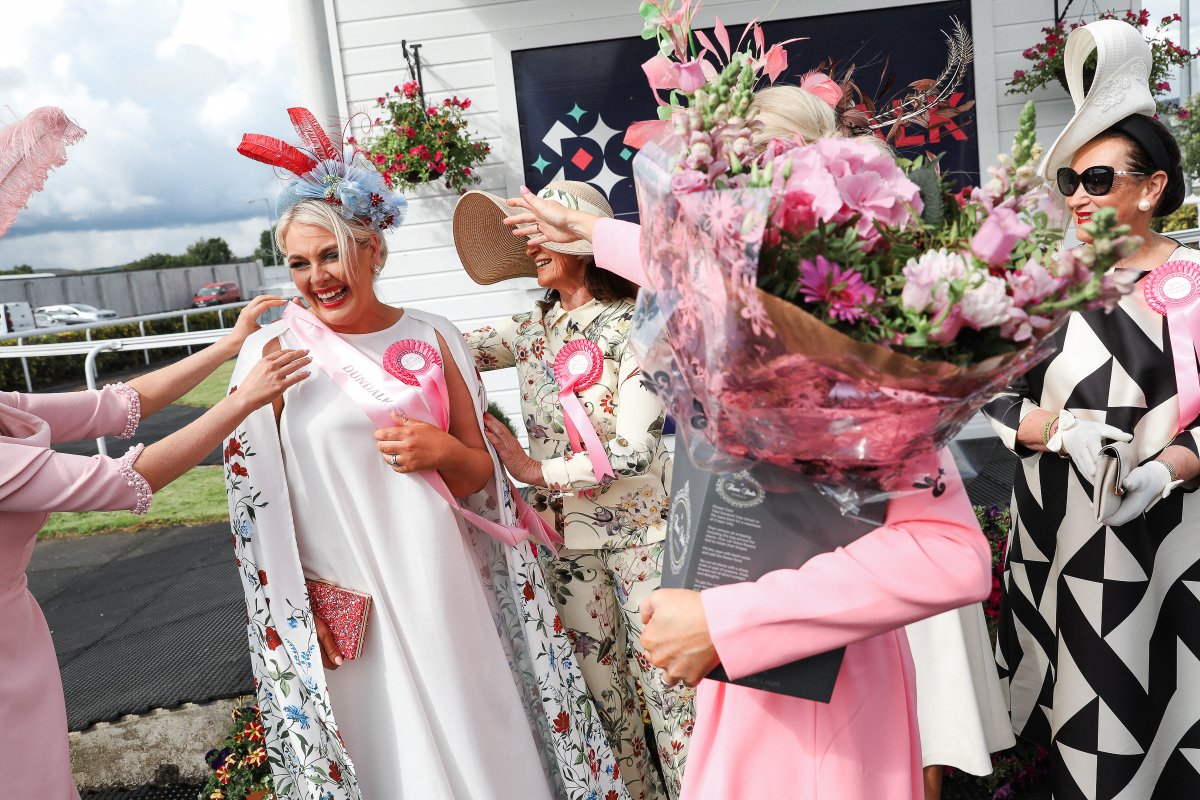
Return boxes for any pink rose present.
[971,207,1032,265]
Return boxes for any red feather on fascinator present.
[236,133,319,176]
[0,107,86,238]
[287,107,341,163]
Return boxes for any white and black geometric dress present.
[984,249,1200,800]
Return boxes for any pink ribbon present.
[383,338,449,431]
[553,339,616,484]
[283,304,561,550]
[1144,260,1200,433]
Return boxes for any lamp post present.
[247,197,280,269]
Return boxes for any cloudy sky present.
[0,0,298,271]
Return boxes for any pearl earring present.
[1138,199,1152,212]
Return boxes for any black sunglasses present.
[1056,165,1148,197]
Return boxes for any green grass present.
[176,360,236,408]
[38,465,229,539]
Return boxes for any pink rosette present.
[383,338,442,385]
[553,339,615,483]
[1144,260,1200,432]
[1144,260,1200,314]
[553,338,604,389]
[383,338,449,431]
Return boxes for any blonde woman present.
[227,110,626,800]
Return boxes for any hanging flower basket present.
[353,81,491,195]
[1007,9,1197,111]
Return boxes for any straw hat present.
[453,180,614,285]
[1038,19,1156,178]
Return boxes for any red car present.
[193,282,241,308]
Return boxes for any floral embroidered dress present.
[467,299,695,800]
[467,298,671,549]
[225,311,626,800]
[1,385,148,800]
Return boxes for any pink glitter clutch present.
[305,579,372,660]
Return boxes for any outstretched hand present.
[233,346,311,410]
[502,186,599,247]
[228,295,288,351]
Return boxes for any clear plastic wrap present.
[629,140,1062,510]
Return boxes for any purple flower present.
[797,255,877,323]
[971,207,1032,265]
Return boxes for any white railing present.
[0,301,251,394]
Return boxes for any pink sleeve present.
[1,384,141,443]
[0,444,152,515]
[700,449,991,680]
[593,218,649,286]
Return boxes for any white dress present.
[278,314,553,800]
[905,604,1014,774]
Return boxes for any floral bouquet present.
[351,80,491,194]
[199,703,275,800]
[628,1,1139,497]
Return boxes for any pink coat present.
[688,449,990,799]
[0,386,148,800]
[593,220,992,799]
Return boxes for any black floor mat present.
[81,784,204,800]
[28,523,252,731]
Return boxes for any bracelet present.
[1041,415,1059,446]
[1155,458,1179,482]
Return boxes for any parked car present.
[35,303,119,325]
[192,281,241,308]
[34,310,55,327]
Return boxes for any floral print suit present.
[467,297,695,800]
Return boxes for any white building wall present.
[323,0,1138,418]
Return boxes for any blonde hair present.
[276,200,388,282]
[749,85,838,155]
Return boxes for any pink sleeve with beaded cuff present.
[1,383,141,443]
[0,443,153,515]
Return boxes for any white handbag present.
[1092,439,1135,524]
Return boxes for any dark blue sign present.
[511,0,977,221]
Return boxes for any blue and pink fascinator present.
[237,108,406,233]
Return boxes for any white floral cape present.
[224,312,629,800]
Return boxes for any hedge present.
[0,311,229,391]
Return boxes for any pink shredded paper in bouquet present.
[0,107,86,237]
[628,140,1058,496]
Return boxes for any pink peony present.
[797,255,877,323]
[971,207,1032,265]
[900,248,970,316]
[960,274,1016,330]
